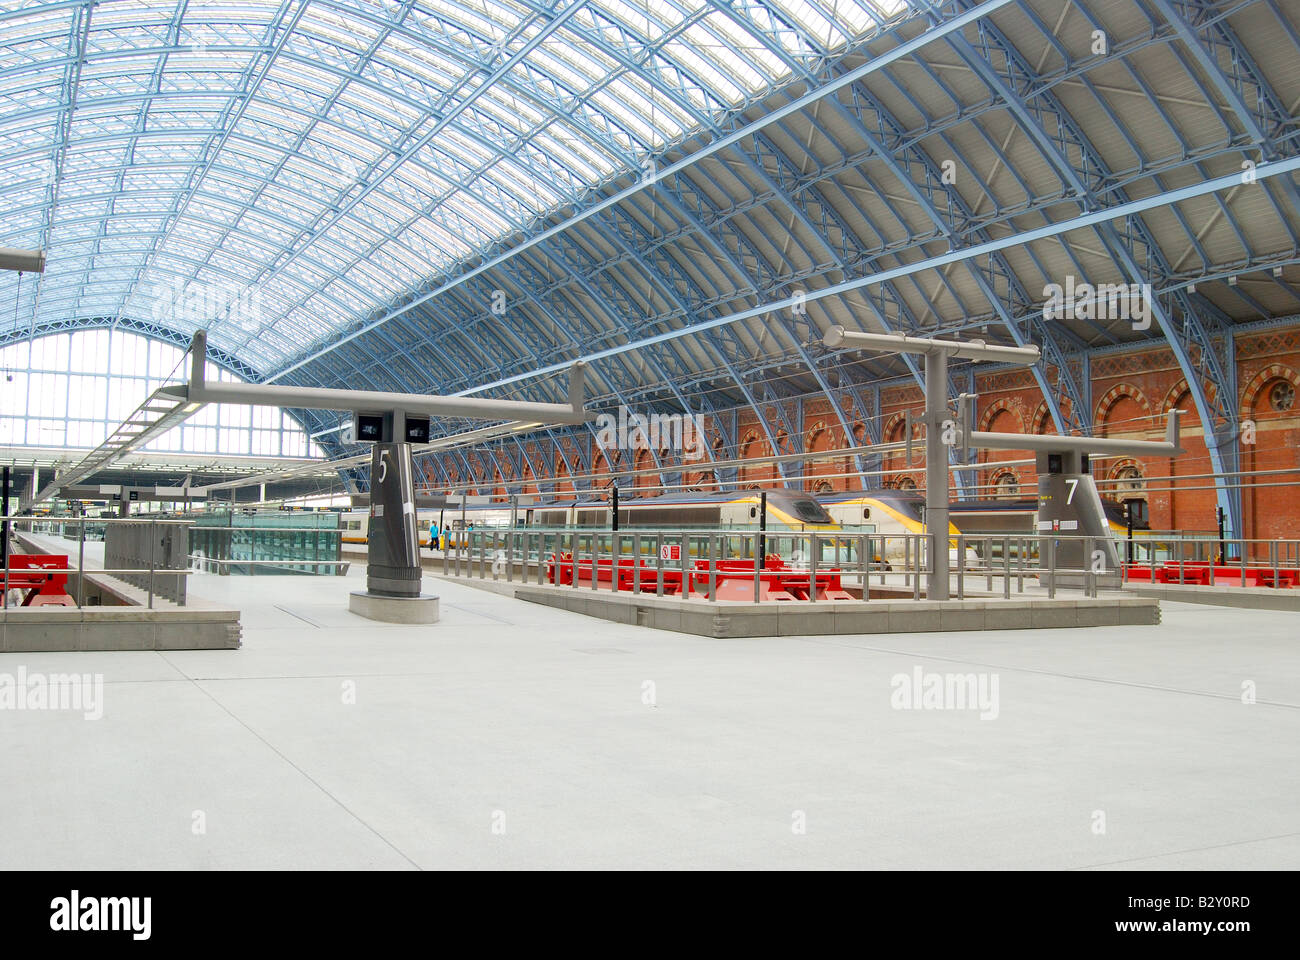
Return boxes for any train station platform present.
[1124,582,1300,611]
[435,572,1160,637]
[1,563,1296,869]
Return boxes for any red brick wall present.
[429,326,1300,541]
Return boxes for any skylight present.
[0,0,916,375]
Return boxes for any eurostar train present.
[947,496,1146,538]
[339,489,838,549]
[339,487,974,565]
[340,509,448,548]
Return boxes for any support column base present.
[348,591,440,624]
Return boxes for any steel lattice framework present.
[2,0,1299,535]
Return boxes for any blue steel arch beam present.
[918,0,1296,536]
[348,32,1149,416]
[648,111,993,493]
[0,316,261,382]
[596,190,803,484]
[312,111,1289,416]
[409,260,685,489]
[220,0,834,365]
[302,143,760,482]
[266,72,1128,405]
[451,157,1300,398]
[639,154,867,478]
[15,0,1164,374]
[426,277,670,486]
[219,1,595,357]
[259,0,1021,383]
[814,62,1093,435]
[338,0,1289,494]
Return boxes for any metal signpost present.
[182,331,590,621]
[824,326,1185,599]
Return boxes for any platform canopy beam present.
[183,331,589,604]
[0,248,46,273]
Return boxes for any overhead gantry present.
[183,331,590,620]
[0,248,46,273]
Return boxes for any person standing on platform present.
[428,520,440,553]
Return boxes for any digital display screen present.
[356,414,385,443]
[405,417,430,443]
[1047,453,1063,474]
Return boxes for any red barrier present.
[4,554,75,606]
[1123,561,1299,588]
[544,553,856,600]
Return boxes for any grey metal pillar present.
[925,349,949,601]
[366,441,421,597]
[1,466,8,570]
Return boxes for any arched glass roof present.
[0,0,910,372]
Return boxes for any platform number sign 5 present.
[660,544,681,561]
[1065,478,1078,504]
[378,448,391,483]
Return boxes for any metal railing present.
[2,515,192,610]
[1117,535,1300,589]
[447,528,933,601]
[441,528,1300,600]
[955,534,1107,599]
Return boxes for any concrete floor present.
[1,564,1297,870]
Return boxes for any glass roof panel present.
[0,0,914,371]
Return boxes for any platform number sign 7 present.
[1065,478,1078,505]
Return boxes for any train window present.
[749,507,757,519]
[788,498,832,524]
[862,508,870,520]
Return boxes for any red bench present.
[3,554,75,606]
[547,554,694,594]
[1124,561,1300,588]
[544,553,856,600]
